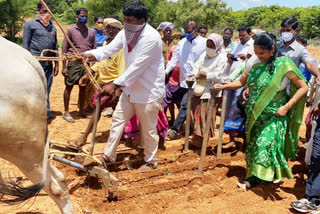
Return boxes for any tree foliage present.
[1,0,320,42]
[0,0,37,41]
[221,5,320,38]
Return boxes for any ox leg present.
[20,162,74,214]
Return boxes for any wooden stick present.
[40,0,101,91]
[198,89,218,176]
[90,93,101,156]
[217,90,227,159]
[184,87,193,152]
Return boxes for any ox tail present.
[0,127,50,204]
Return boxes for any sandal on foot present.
[63,115,75,123]
[237,181,250,190]
[99,155,112,169]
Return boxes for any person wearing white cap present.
[157,21,175,64]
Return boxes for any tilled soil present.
[0,69,309,214]
[0,31,318,213]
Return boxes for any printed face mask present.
[39,13,50,27]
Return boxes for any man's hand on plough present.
[78,52,98,64]
[102,83,117,96]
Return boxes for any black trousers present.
[304,117,320,205]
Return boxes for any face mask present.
[223,36,231,43]
[95,23,104,31]
[206,47,217,58]
[124,22,146,52]
[39,13,50,27]
[280,36,284,42]
[185,33,194,41]
[281,32,293,42]
[78,16,88,25]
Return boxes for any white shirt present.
[86,24,165,104]
[228,38,254,76]
[192,51,228,99]
[165,35,207,88]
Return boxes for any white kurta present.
[86,24,165,104]
[192,51,228,99]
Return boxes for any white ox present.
[0,36,74,213]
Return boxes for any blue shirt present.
[299,59,317,82]
[94,28,108,47]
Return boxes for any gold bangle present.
[242,72,248,77]
[291,75,299,81]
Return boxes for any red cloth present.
[167,45,180,86]
[92,82,116,109]
[124,111,168,139]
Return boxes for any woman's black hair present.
[123,0,148,21]
[254,33,277,74]
[94,16,103,23]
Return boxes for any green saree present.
[245,57,306,182]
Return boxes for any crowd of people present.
[22,0,320,213]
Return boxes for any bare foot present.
[222,141,236,149]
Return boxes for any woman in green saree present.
[215,33,309,189]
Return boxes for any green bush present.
[1,0,320,42]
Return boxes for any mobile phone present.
[230,54,238,61]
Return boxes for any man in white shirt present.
[227,24,254,76]
[165,20,207,139]
[82,0,165,172]
[225,24,254,123]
